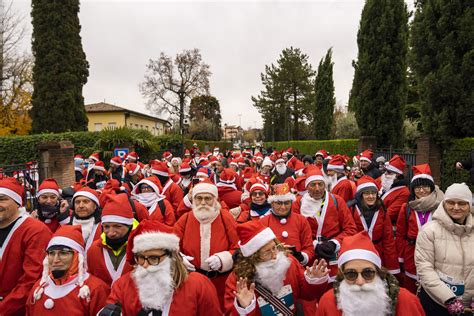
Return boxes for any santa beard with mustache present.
[380,173,397,193]
[255,251,291,294]
[325,173,338,191]
[275,164,287,175]
[132,257,175,312]
[337,275,392,316]
[192,199,221,224]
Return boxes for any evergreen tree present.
[313,48,336,140]
[30,0,89,133]
[189,95,222,140]
[410,0,474,147]
[348,0,408,147]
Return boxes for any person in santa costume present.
[283,148,305,175]
[150,160,184,214]
[177,162,194,195]
[174,181,239,309]
[87,194,136,286]
[253,152,264,173]
[123,162,143,189]
[255,157,272,185]
[34,178,70,233]
[131,176,176,226]
[359,149,381,180]
[26,225,109,315]
[108,156,124,182]
[224,221,329,315]
[326,154,355,203]
[316,231,425,316]
[349,176,402,282]
[86,160,110,190]
[235,182,272,223]
[292,168,357,282]
[271,158,295,185]
[379,155,410,231]
[0,177,51,315]
[99,219,222,315]
[57,187,104,254]
[217,168,243,209]
[315,149,329,169]
[74,155,85,182]
[395,164,444,293]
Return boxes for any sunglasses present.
[343,268,377,281]
[251,191,266,197]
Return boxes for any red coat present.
[176,195,229,218]
[107,271,222,315]
[316,287,425,316]
[259,212,315,265]
[0,216,52,315]
[145,198,176,226]
[331,177,355,203]
[381,185,410,226]
[217,185,243,209]
[130,200,149,222]
[161,178,184,216]
[224,256,328,316]
[42,218,61,233]
[86,238,133,287]
[395,202,433,280]
[26,274,110,316]
[255,173,271,185]
[350,205,400,273]
[287,156,304,172]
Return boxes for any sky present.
[11,0,415,129]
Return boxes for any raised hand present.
[233,277,255,308]
[306,258,329,279]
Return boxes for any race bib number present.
[438,272,465,297]
[257,284,294,316]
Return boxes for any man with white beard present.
[316,231,424,316]
[99,220,222,315]
[225,221,329,315]
[271,158,295,185]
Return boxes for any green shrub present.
[441,138,474,191]
[264,139,358,157]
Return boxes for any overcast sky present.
[12,0,415,129]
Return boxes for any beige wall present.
[125,113,166,136]
[87,112,126,132]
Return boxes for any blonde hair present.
[170,251,188,288]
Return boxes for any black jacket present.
[460,150,474,185]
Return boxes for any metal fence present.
[374,148,417,180]
[0,163,39,211]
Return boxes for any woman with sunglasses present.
[395,164,444,293]
[316,231,425,316]
[235,181,272,223]
[349,176,402,280]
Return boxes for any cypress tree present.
[348,0,408,147]
[410,0,474,147]
[30,0,89,133]
[313,48,336,140]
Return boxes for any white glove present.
[180,253,195,271]
[205,255,222,271]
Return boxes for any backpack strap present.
[330,193,338,209]
[128,197,138,220]
[158,199,166,218]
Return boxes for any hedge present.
[264,139,359,157]
[441,138,474,191]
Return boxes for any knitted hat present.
[37,178,61,198]
[356,176,378,193]
[305,168,327,188]
[337,231,381,268]
[360,149,373,163]
[327,155,346,172]
[72,187,100,207]
[132,177,163,195]
[268,183,296,203]
[150,161,169,177]
[192,181,218,199]
[0,177,24,205]
[385,155,406,175]
[101,194,134,226]
[93,161,106,172]
[237,221,276,257]
[127,220,180,264]
[444,183,472,205]
[110,156,122,166]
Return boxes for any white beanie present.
[444,183,473,206]
[262,157,273,168]
[192,182,218,199]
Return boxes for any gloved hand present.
[97,303,122,316]
[180,253,196,271]
[315,241,337,260]
[288,247,305,263]
[205,255,222,271]
[445,297,464,315]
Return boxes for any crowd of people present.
[0,144,473,316]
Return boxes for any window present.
[94,123,102,131]
[140,125,143,129]
[135,124,139,128]
[108,122,116,128]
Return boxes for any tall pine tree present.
[349,0,408,147]
[30,0,89,133]
[410,0,474,147]
[313,48,336,140]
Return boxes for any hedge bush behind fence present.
[264,139,359,157]
[441,138,474,191]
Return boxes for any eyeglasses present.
[362,191,378,196]
[414,185,431,192]
[259,244,280,260]
[343,268,377,281]
[47,250,74,260]
[273,200,291,206]
[251,191,265,197]
[140,185,154,192]
[134,253,168,266]
[194,195,214,203]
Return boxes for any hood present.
[432,202,473,236]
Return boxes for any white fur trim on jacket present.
[200,222,212,270]
[132,232,180,253]
[214,250,234,272]
[239,227,276,257]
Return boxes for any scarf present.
[409,186,444,212]
[251,202,272,216]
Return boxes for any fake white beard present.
[181,177,191,188]
[73,217,95,241]
[135,192,160,208]
[337,276,391,316]
[381,173,396,193]
[326,174,338,191]
[192,202,220,224]
[132,257,174,311]
[255,252,291,295]
[275,165,287,175]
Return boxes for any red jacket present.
[145,198,176,227]
[381,186,410,226]
[287,156,305,172]
[161,178,184,216]
[331,177,355,203]
[217,186,242,209]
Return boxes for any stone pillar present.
[358,136,377,153]
[37,141,75,188]
[416,135,442,186]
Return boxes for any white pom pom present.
[280,218,287,224]
[281,231,288,238]
[78,285,91,302]
[44,298,54,309]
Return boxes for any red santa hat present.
[110,156,122,166]
[267,183,296,203]
[74,154,84,161]
[36,178,61,198]
[337,231,381,268]
[150,161,169,177]
[89,153,100,162]
[249,182,269,196]
[315,149,328,158]
[0,177,24,206]
[254,152,264,161]
[125,163,141,176]
[219,168,237,184]
[179,162,192,173]
[411,164,434,183]
[242,166,255,183]
[229,159,238,168]
[93,161,106,172]
[184,149,191,156]
[385,155,406,175]
[356,175,378,193]
[282,147,294,156]
[327,154,346,172]
[359,149,374,163]
[236,157,246,167]
[101,194,134,226]
[232,151,241,159]
[132,176,163,195]
[305,168,327,188]
[294,177,307,194]
[125,220,179,264]
[192,181,218,199]
[162,151,173,160]
[196,168,209,178]
[237,221,276,257]
[275,158,285,165]
[127,151,139,161]
[72,187,100,207]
